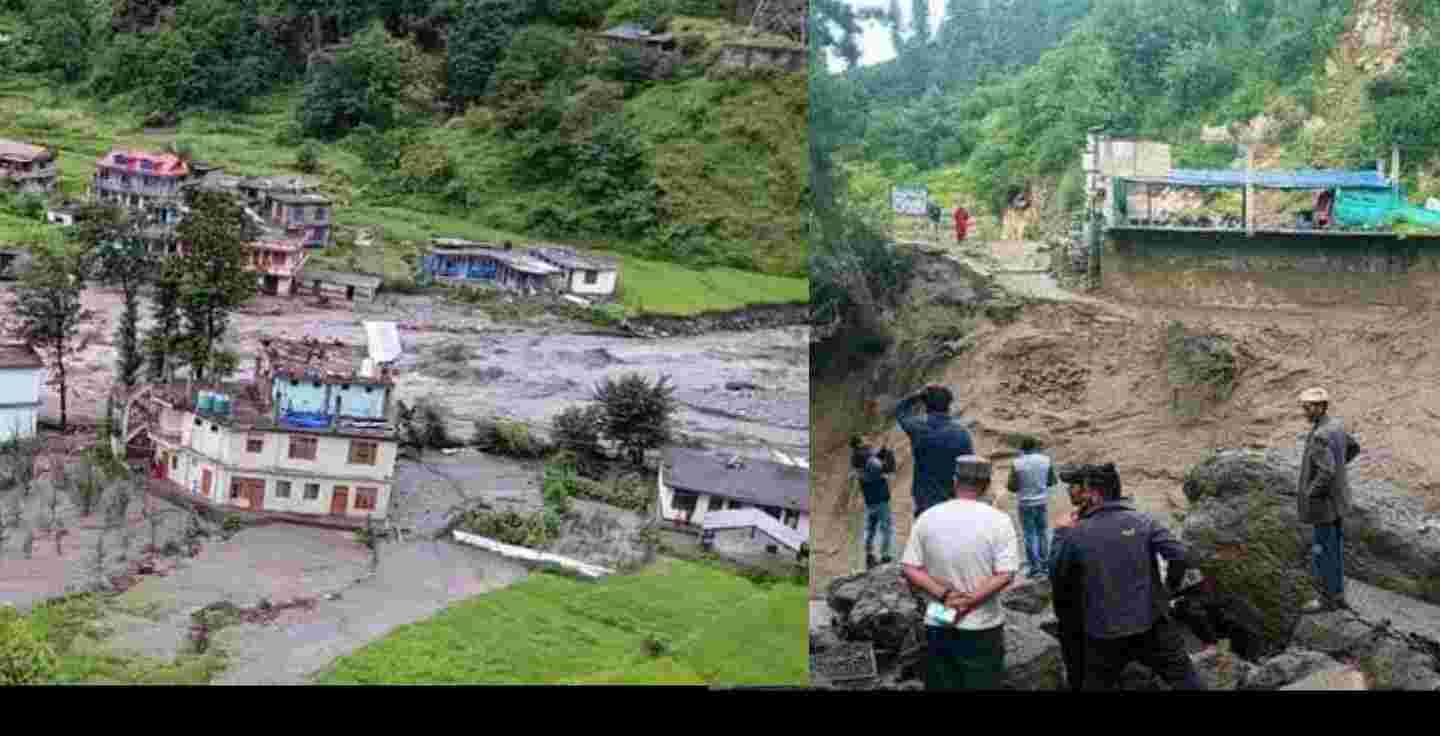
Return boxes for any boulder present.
[1000,610,1065,690]
[1183,447,1440,605]
[1241,649,1344,690]
[826,562,922,653]
[1001,577,1052,615]
[1281,666,1367,690]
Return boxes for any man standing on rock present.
[895,385,975,521]
[901,456,1020,690]
[1008,436,1057,579]
[1051,463,1206,690]
[850,435,896,570]
[1297,386,1361,614]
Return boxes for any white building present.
[0,343,43,443]
[657,447,809,542]
[117,337,400,523]
[529,245,620,297]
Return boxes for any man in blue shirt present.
[895,385,975,520]
[850,435,896,569]
[1007,436,1058,579]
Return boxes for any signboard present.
[1100,139,1172,178]
[891,186,929,216]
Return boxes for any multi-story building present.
[0,139,58,195]
[0,343,44,443]
[117,337,400,523]
[91,149,192,227]
[424,238,563,294]
[249,237,310,296]
[265,191,333,248]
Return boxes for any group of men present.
[848,383,1360,690]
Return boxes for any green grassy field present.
[315,557,808,685]
[0,74,807,316]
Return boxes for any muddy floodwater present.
[20,289,810,457]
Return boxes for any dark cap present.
[954,455,992,483]
[1059,463,1122,496]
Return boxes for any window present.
[672,492,697,512]
[348,441,377,466]
[761,506,782,520]
[171,455,178,469]
[194,418,202,426]
[303,483,320,500]
[355,487,377,511]
[276,481,292,499]
[246,436,264,453]
[766,545,779,555]
[584,270,599,285]
[783,510,800,529]
[230,481,242,499]
[210,424,218,432]
[289,436,318,460]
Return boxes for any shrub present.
[295,143,320,173]
[553,405,606,460]
[0,606,57,684]
[475,418,549,459]
[457,509,558,548]
[221,514,243,535]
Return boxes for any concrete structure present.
[249,238,310,296]
[701,507,807,564]
[0,249,25,280]
[529,245,620,297]
[295,268,381,302]
[0,138,57,194]
[91,149,191,225]
[657,447,809,539]
[425,239,563,294]
[116,337,400,522]
[45,201,80,226]
[265,191,333,248]
[0,343,43,443]
[716,43,805,72]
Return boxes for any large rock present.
[1183,447,1440,605]
[1280,666,1367,691]
[826,563,922,653]
[1240,649,1343,690]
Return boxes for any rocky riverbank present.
[621,302,808,339]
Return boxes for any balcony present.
[93,176,182,199]
[1,165,58,181]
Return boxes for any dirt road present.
[811,238,1440,595]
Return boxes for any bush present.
[221,514,243,535]
[457,509,559,548]
[553,404,606,459]
[296,143,320,173]
[402,398,454,449]
[475,418,549,458]
[0,606,57,684]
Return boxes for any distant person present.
[895,385,975,520]
[901,456,1019,690]
[1314,190,1334,229]
[927,201,943,237]
[954,205,971,243]
[850,434,896,569]
[1007,436,1057,579]
[1297,387,1361,613]
[1050,463,1205,690]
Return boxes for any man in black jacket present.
[1051,463,1206,690]
[850,435,896,569]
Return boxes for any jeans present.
[864,501,894,560]
[925,625,1006,690]
[1312,519,1346,602]
[1018,503,1049,574]
[1081,618,1206,691]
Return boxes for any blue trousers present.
[864,501,894,560]
[1019,503,1049,574]
[1312,519,1346,602]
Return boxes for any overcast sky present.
[827,0,947,72]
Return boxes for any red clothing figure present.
[953,206,970,243]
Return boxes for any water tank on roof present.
[197,392,214,413]
[215,394,231,416]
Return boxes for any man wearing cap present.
[894,385,975,520]
[850,434,896,569]
[901,456,1020,690]
[1297,387,1361,613]
[1050,463,1205,690]
[1047,464,1102,692]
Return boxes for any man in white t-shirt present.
[901,455,1020,690]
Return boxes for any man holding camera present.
[1050,463,1205,690]
[894,385,975,521]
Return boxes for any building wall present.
[0,366,41,407]
[716,44,805,72]
[708,527,801,565]
[656,471,807,533]
[567,269,617,296]
[272,379,387,418]
[1101,229,1440,309]
[0,406,37,442]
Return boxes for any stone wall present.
[1100,228,1440,308]
[716,43,804,73]
[710,526,797,566]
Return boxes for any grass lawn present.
[315,557,808,685]
[0,75,807,317]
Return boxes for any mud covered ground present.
[5,287,810,458]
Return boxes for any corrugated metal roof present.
[1122,169,1394,190]
[663,447,809,512]
[703,508,807,552]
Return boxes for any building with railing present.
[424,238,563,294]
[91,149,192,225]
[115,336,400,523]
[0,138,57,195]
[249,238,310,296]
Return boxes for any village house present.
[657,447,810,549]
[90,149,192,229]
[424,238,563,294]
[595,23,676,51]
[529,245,620,298]
[0,343,44,443]
[249,237,309,296]
[45,201,81,227]
[295,267,381,303]
[0,138,58,195]
[264,191,334,248]
[700,507,807,564]
[116,336,400,524]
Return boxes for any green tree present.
[593,373,676,466]
[553,403,607,469]
[446,0,530,108]
[173,191,257,382]
[144,258,184,383]
[297,21,408,138]
[7,246,93,432]
[25,0,93,82]
[77,205,153,392]
[173,0,285,111]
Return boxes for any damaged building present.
[0,138,58,195]
[657,448,810,562]
[424,238,564,294]
[115,336,400,525]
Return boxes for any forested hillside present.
[0,0,808,289]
